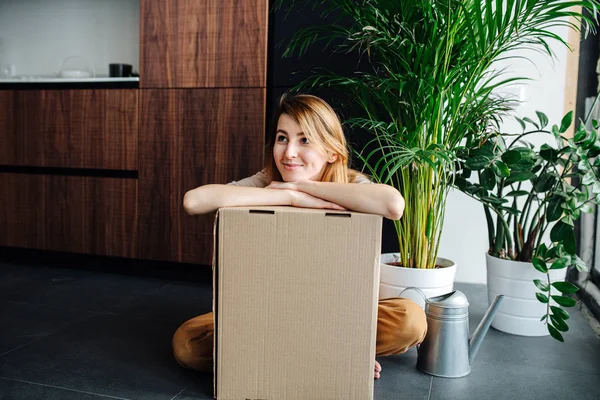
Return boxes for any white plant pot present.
[486,253,567,336]
[379,253,457,309]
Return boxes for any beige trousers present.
[172,298,427,372]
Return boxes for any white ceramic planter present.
[379,253,457,309]
[486,253,567,336]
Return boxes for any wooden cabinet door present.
[0,91,15,151]
[140,0,268,88]
[0,90,138,170]
[0,174,138,258]
[138,88,265,264]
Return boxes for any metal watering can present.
[399,287,504,378]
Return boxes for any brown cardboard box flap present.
[214,206,382,399]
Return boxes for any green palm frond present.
[278,0,600,268]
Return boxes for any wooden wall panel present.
[0,174,138,258]
[0,91,15,158]
[138,88,265,264]
[0,90,138,170]
[140,0,268,88]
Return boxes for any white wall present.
[440,24,574,284]
[0,0,139,77]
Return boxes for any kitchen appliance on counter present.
[109,63,136,77]
[57,56,95,79]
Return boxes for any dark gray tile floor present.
[1,260,599,400]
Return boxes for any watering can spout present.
[468,294,504,363]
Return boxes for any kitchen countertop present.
[0,77,139,83]
[0,76,140,89]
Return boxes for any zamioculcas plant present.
[454,106,600,341]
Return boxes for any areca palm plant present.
[278,0,599,269]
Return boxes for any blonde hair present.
[264,94,368,183]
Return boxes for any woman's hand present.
[266,181,302,191]
[267,180,344,210]
[288,190,346,211]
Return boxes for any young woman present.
[175,94,427,379]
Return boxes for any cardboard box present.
[213,206,382,400]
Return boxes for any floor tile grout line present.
[479,359,600,378]
[427,377,433,400]
[170,384,190,400]
[0,335,53,358]
[3,299,117,316]
[0,376,133,400]
[0,312,99,358]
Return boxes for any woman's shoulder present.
[353,175,372,184]
[227,169,270,188]
[349,170,372,184]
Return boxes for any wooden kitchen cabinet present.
[1,1,269,266]
[0,173,138,257]
[0,90,138,170]
[140,0,268,88]
[137,88,265,264]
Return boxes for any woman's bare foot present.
[374,360,382,379]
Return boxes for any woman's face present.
[273,113,335,182]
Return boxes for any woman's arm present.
[182,184,346,215]
[267,180,405,220]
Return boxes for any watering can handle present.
[397,286,429,304]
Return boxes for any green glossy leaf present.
[550,258,569,270]
[471,147,495,158]
[572,255,589,272]
[551,281,579,294]
[480,196,508,205]
[505,171,536,185]
[534,173,558,193]
[574,128,587,142]
[465,156,491,170]
[536,111,549,129]
[546,195,564,222]
[551,295,577,307]
[582,171,596,186]
[550,221,576,254]
[563,215,575,226]
[506,190,529,197]
[514,147,535,159]
[454,177,468,191]
[480,169,496,190]
[551,306,570,320]
[548,324,565,342]
[515,117,526,131]
[532,257,548,273]
[498,206,520,216]
[550,315,569,332]
[559,111,573,134]
[547,246,560,260]
[462,167,472,179]
[583,129,597,149]
[534,279,549,291]
[536,292,549,303]
[492,161,510,178]
[501,150,522,164]
[537,243,548,259]
[511,160,536,172]
[523,117,540,130]
[540,144,558,162]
